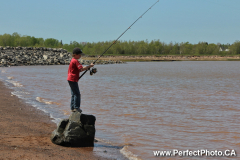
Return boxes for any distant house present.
[219,47,230,52]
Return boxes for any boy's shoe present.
[72,108,82,113]
[77,108,82,113]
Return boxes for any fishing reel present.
[90,67,97,76]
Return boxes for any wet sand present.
[0,81,110,160]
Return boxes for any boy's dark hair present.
[72,47,85,55]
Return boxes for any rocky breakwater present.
[0,46,125,67]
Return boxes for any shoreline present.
[1,52,240,68]
[0,80,125,160]
[82,55,240,62]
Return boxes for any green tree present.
[206,43,219,55]
[170,43,180,55]
[0,33,12,46]
[44,38,60,48]
[180,42,193,55]
[229,41,240,54]
[195,42,208,55]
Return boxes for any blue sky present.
[0,0,239,44]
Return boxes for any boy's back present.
[67,58,83,82]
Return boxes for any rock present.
[1,59,6,64]
[10,63,17,66]
[16,46,22,50]
[2,54,8,59]
[60,53,67,58]
[64,60,70,65]
[50,112,96,147]
[59,60,65,64]
[5,52,14,56]
[43,55,48,60]
[54,59,58,63]
[57,48,63,52]
[53,48,57,52]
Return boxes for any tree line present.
[0,32,240,56]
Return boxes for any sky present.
[0,0,239,44]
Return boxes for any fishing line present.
[79,0,159,80]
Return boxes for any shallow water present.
[0,61,240,160]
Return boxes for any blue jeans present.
[68,81,81,110]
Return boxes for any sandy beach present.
[0,80,111,160]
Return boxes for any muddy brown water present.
[0,61,239,159]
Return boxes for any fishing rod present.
[79,0,159,80]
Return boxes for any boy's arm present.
[79,63,94,72]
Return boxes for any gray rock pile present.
[51,112,96,147]
[0,46,125,67]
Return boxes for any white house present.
[219,47,230,52]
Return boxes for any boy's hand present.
[89,63,94,68]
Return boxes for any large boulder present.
[51,112,96,147]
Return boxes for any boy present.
[67,47,94,112]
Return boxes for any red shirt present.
[67,58,83,82]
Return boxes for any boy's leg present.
[68,81,81,110]
[70,88,74,110]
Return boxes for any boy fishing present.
[67,47,94,113]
